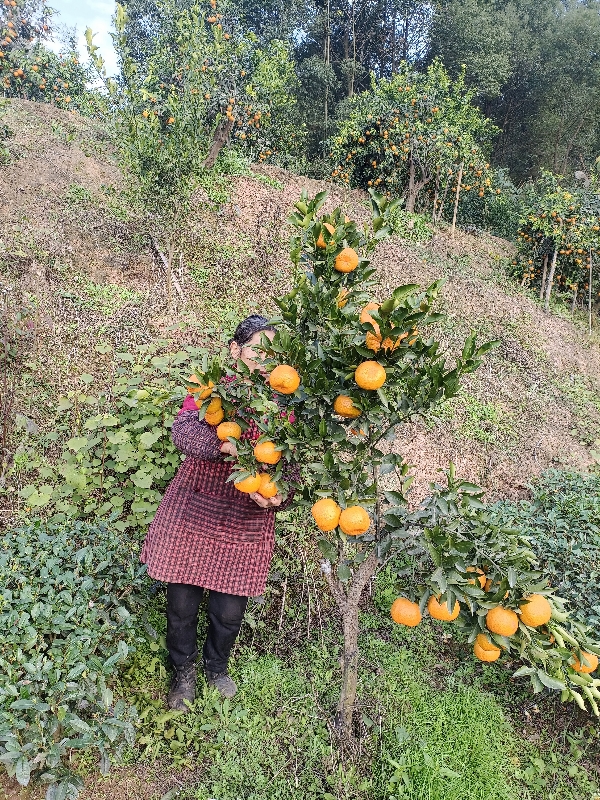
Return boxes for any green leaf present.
[139,431,162,449]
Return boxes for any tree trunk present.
[407,156,416,213]
[203,116,234,169]
[450,162,463,239]
[589,249,593,335]
[544,248,558,312]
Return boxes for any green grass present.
[428,389,514,445]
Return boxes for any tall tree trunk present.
[407,155,416,213]
[544,248,558,312]
[204,116,234,169]
[539,254,548,301]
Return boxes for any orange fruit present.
[365,331,383,351]
[333,395,361,418]
[476,633,501,654]
[204,408,225,425]
[338,506,370,536]
[334,247,359,273]
[381,335,404,352]
[316,222,335,248]
[234,473,262,493]
[360,302,380,330]
[467,567,487,589]
[269,365,300,394]
[390,597,422,627]
[254,441,281,464]
[486,606,519,637]
[355,361,386,390]
[571,652,598,674]
[206,396,222,414]
[187,375,214,399]
[474,641,501,663]
[258,472,278,499]
[337,288,349,308]
[216,421,242,441]
[427,595,460,621]
[311,498,341,531]
[519,594,552,627]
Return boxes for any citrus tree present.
[513,167,600,314]
[188,190,600,734]
[0,1,95,112]
[329,60,499,219]
[87,0,299,264]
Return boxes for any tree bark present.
[589,249,593,335]
[539,254,548,301]
[203,116,235,169]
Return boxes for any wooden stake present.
[450,162,463,239]
[539,254,548,301]
[589,248,593,336]
[544,248,558,311]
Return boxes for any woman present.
[140,315,295,710]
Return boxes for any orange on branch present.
[216,421,241,441]
[269,365,300,394]
[467,567,487,589]
[427,595,460,621]
[254,441,281,464]
[572,652,598,674]
[339,506,370,536]
[390,597,422,627]
[311,498,341,531]
[486,606,519,637]
[316,222,335,248]
[476,633,501,654]
[234,473,262,493]
[206,396,222,414]
[519,594,552,627]
[474,641,501,663]
[257,473,278,499]
[188,375,214,399]
[333,395,361,418]
[204,408,225,425]
[355,361,386,390]
[334,247,359,273]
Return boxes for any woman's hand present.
[249,492,283,509]
[220,441,238,457]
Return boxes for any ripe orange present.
[204,408,225,425]
[390,597,422,627]
[216,421,242,441]
[333,395,361,418]
[338,506,370,536]
[316,222,335,248]
[427,595,460,621]
[206,396,222,414]
[311,498,341,531]
[187,375,214,399]
[334,248,359,273]
[254,441,281,464]
[519,594,552,627]
[269,365,300,394]
[355,361,386,390]
[467,567,487,589]
[234,473,262,493]
[474,640,501,663]
[486,606,519,637]
[571,652,598,674]
[476,633,501,654]
[258,472,278,499]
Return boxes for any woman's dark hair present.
[230,315,275,347]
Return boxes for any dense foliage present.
[19,342,208,532]
[0,519,145,798]
[491,471,600,635]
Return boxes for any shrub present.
[0,519,146,798]
[490,470,600,633]
[18,342,207,532]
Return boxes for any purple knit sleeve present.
[171,410,222,460]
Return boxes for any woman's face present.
[230,330,275,376]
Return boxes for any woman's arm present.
[171,409,222,460]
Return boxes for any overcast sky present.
[51,1,118,75]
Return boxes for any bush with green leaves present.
[490,470,600,634]
[18,342,207,532]
[0,518,146,798]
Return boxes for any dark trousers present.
[166,583,248,674]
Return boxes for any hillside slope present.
[2,99,600,516]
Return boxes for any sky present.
[50,1,118,75]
